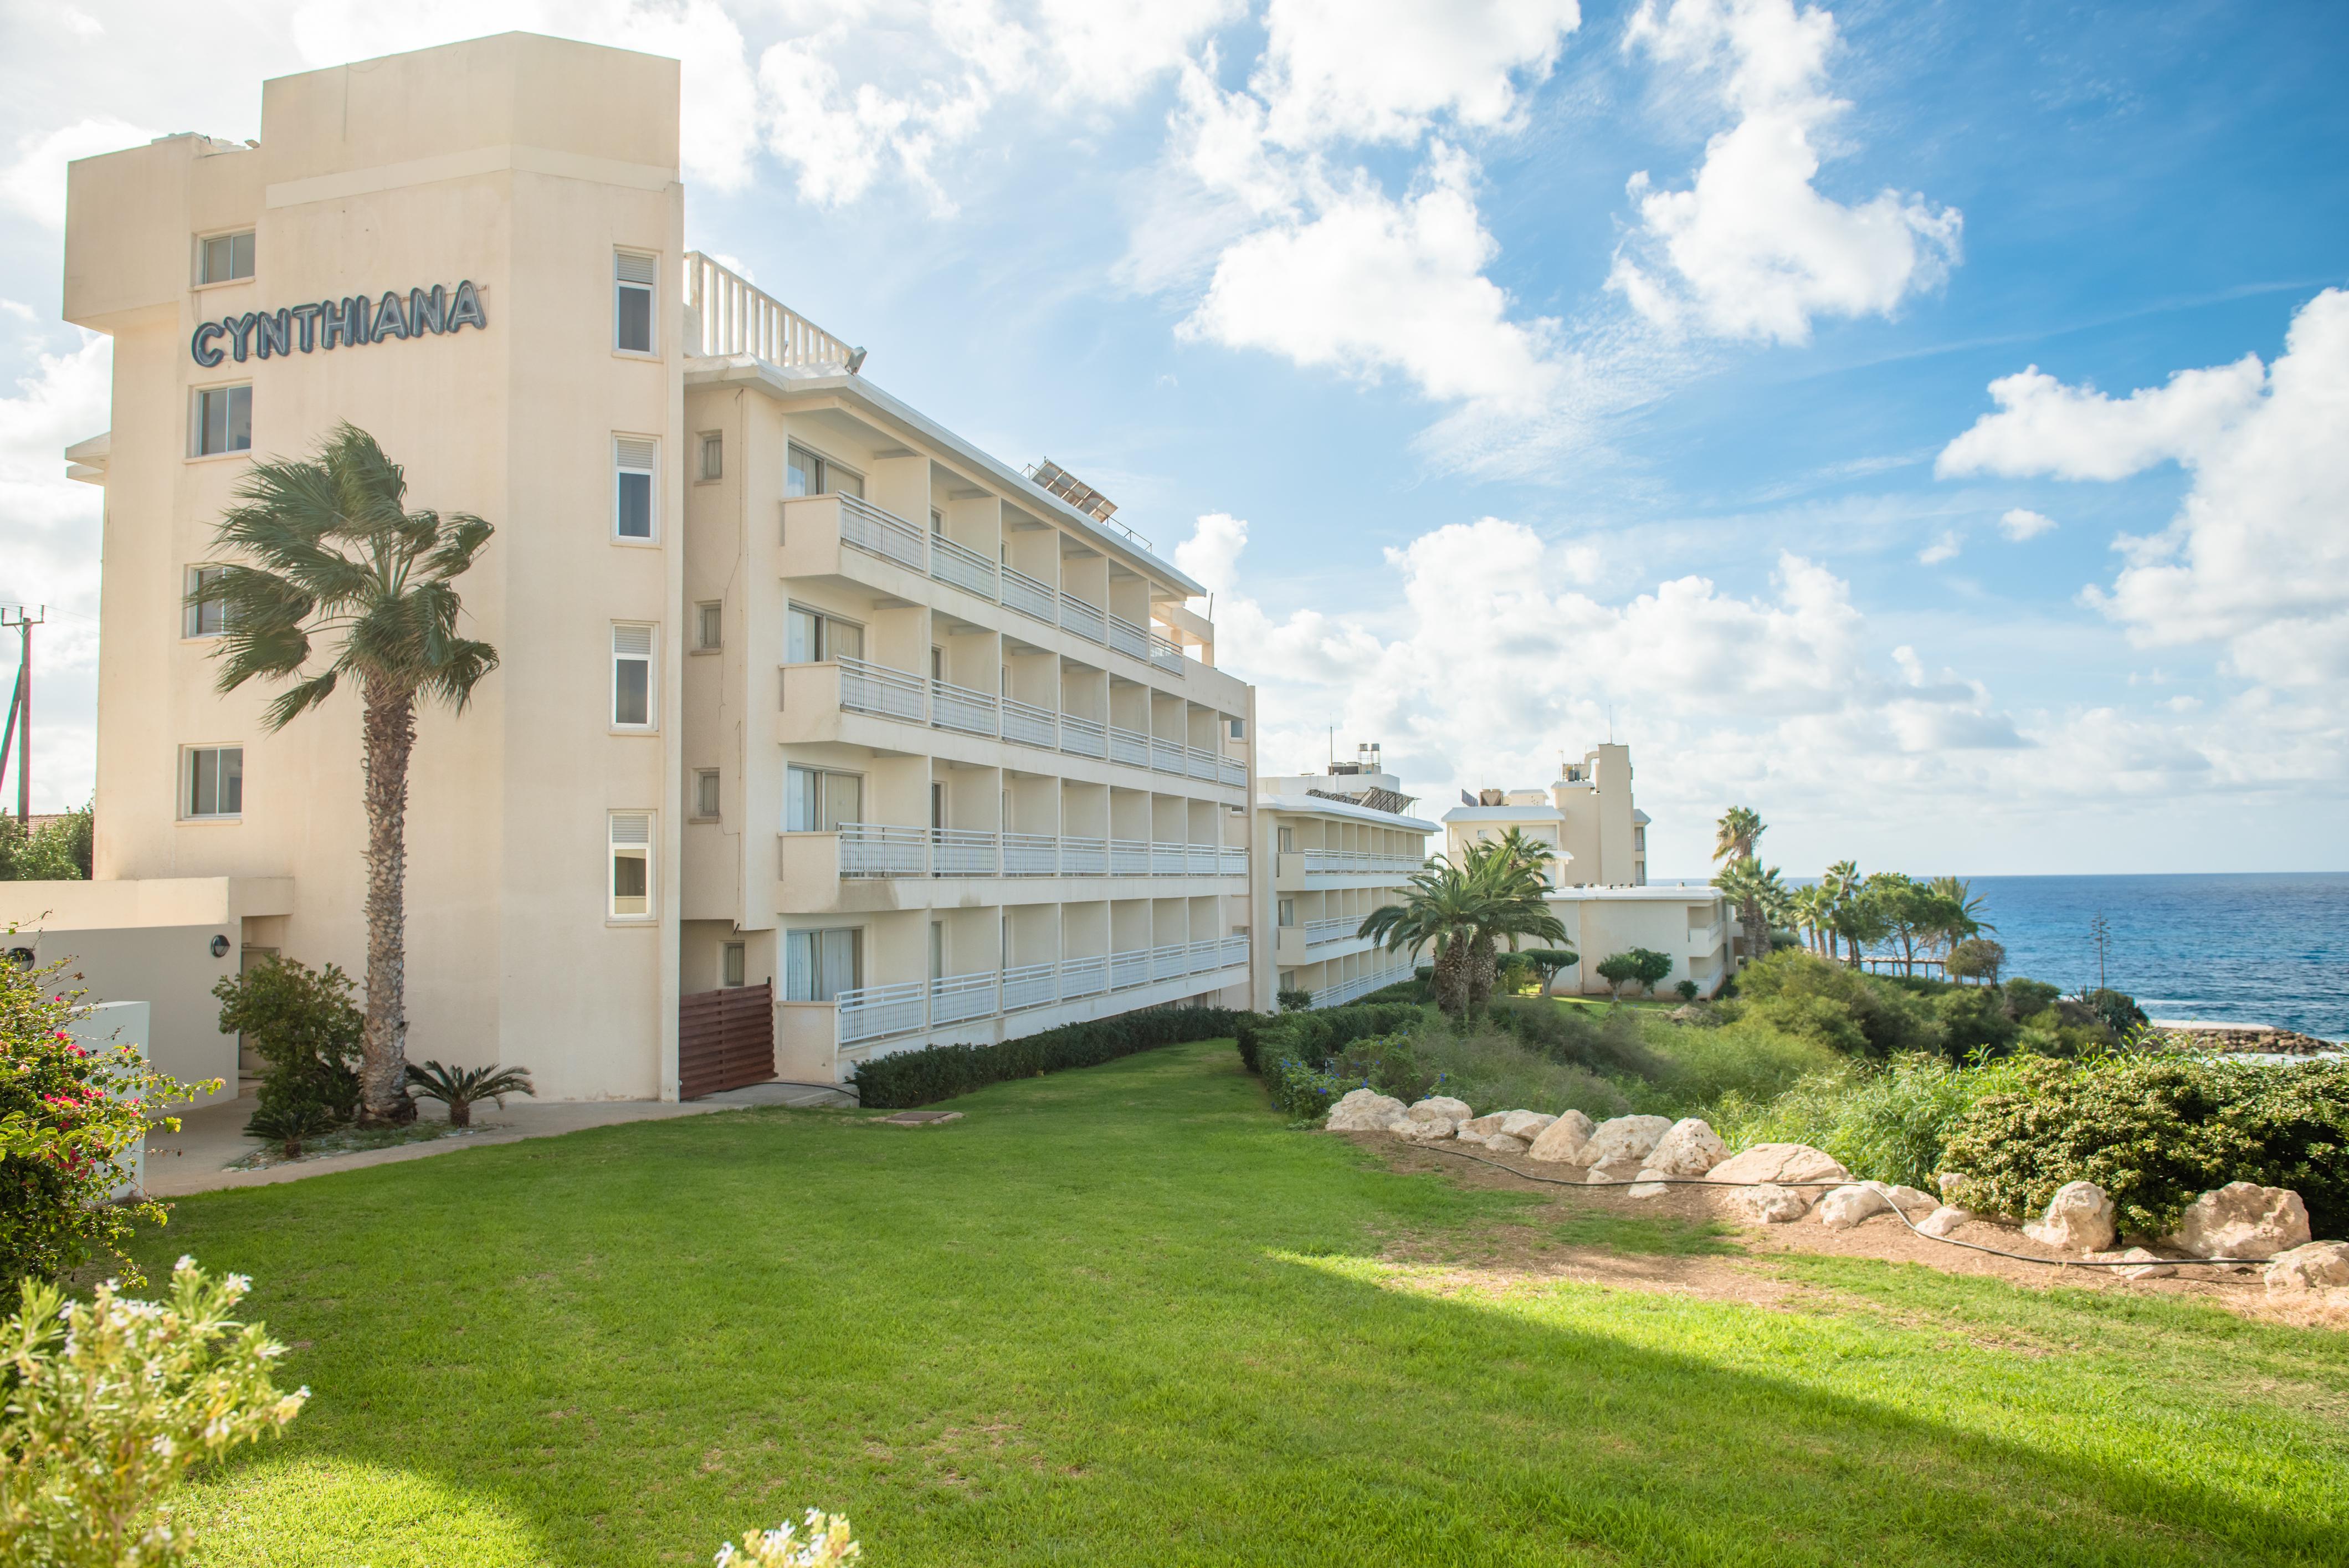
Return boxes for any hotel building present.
[1256,745,1436,1008]
[32,33,1257,1103]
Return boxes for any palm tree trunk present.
[1465,934,1497,1016]
[1430,941,1468,1018]
[358,681,418,1125]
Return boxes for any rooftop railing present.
[684,252,858,369]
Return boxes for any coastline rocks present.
[1325,1089,1409,1133]
[2025,1181,2117,1253]
[2167,1182,2312,1259]
[1916,1206,1972,1238]
[1643,1119,1731,1178]
[1707,1143,1850,1190]
[1730,1183,1811,1223]
[1579,1115,1673,1172]
[1816,1185,1890,1228]
[1526,1110,1597,1165]
[2264,1241,2349,1294]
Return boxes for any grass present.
[137,1038,2349,1566]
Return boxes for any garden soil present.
[1359,1133,2349,1333]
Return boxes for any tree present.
[1864,873,1969,977]
[212,957,364,1136]
[1712,805,1765,867]
[1947,936,2007,985]
[1595,947,1673,1000]
[206,424,498,1125]
[0,805,91,882]
[1790,883,1838,956]
[1358,844,1566,1018]
[1712,856,1789,962]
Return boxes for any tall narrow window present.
[614,435,657,540]
[783,444,861,500]
[199,231,255,284]
[184,746,244,819]
[1228,716,1246,741]
[784,605,862,664]
[612,623,655,728]
[721,942,746,987]
[183,566,229,638]
[694,769,721,819]
[784,928,860,1000]
[694,601,722,650]
[1278,898,1295,928]
[609,812,653,918]
[614,250,656,353]
[193,386,252,456]
[784,765,861,832]
[1276,826,1295,854]
[699,431,723,480]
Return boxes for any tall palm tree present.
[1712,806,1765,866]
[1713,857,1789,961]
[1822,860,1863,964]
[1791,883,1837,955]
[1359,847,1566,1018]
[1486,825,1557,883]
[204,423,499,1125]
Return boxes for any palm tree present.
[1822,860,1863,964]
[204,423,499,1125]
[1713,857,1789,961]
[1359,846,1566,1018]
[1791,883,1837,956]
[1712,806,1765,866]
[1486,826,1558,884]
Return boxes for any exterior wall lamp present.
[210,935,232,959]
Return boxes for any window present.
[614,435,657,540]
[784,928,860,1001]
[930,508,943,534]
[609,812,653,918]
[184,566,229,638]
[1228,717,1246,741]
[784,604,863,664]
[693,769,721,819]
[199,231,255,284]
[612,623,655,729]
[694,602,722,651]
[1277,898,1295,928]
[699,431,723,481]
[183,746,243,818]
[784,443,863,500]
[721,942,746,987]
[784,765,862,832]
[193,385,252,456]
[614,250,656,353]
[1276,826,1295,854]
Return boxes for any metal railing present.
[1107,725,1151,768]
[835,493,926,572]
[930,678,998,738]
[1002,832,1058,877]
[1310,962,1414,1009]
[835,656,926,722]
[1106,612,1150,661]
[830,937,1254,1046]
[1218,756,1249,787]
[1304,916,1358,948]
[1060,835,1107,877]
[828,827,1245,881]
[1001,696,1056,750]
[1185,746,1219,782]
[1001,566,1056,624]
[1110,838,1151,878]
[1059,713,1106,760]
[1300,850,1428,876]
[1148,632,1187,674]
[931,828,998,877]
[838,822,927,878]
[684,252,855,368]
[1150,737,1186,775]
[1059,592,1106,643]
[929,533,997,598]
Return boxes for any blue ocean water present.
[1950,873,2349,1041]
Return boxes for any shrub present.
[0,1259,306,1565]
[1947,937,2006,984]
[1406,1021,1628,1121]
[1941,1056,2349,1237]
[1934,986,2020,1062]
[1237,1002,1423,1075]
[2,937,210,1306]
[245,1100,335,1159]
[404,1060,534,1127]
[1357,975,1433,1006]
[1595,948,1673,998]
[1484,998,1661,1080]
[213,958,363,1136]
[717,1509,861,1567]
[1733,950,1942,1058]
[1717,1054,2010,1192]
[853,1006,1252,1109]
[1275,988,1312,1013]
[0,805,93,881]
[1675,980,1700,1003]
[1631,1015,1845,1118]
[2000,977,2061,1018]
[2086,987,2150,1036]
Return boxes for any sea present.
[1655,872,2349,1041]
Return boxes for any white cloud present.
[1939,288,2349,693]
[1998,508,2056,541]
[1172,510,1248,601]
[1,117,158,228]
[1254,0,1582,146]
[1917,530,1960,565]
[1609,0,1960,344]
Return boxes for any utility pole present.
[0,606,40,825]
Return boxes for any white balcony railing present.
[1110,838,1151,878]
[1309,962,1414,1009]
[836,656,926,722]
[1060,714,1106,760]
[684,252,856,369]
[1150,737,1186,775]
[830,937,1254,1047]
[1305,916,1358,948]
[1002,832,1058,877]
[839,822,927,878]
[837,493,927,572]
[1185,746,1219,782]
[930,533,998,598]
[827,827,1244,882]
[932,828,998,877]
[930,678,998,738]
[1151,841,1188,877]
[1220,845,1249,877]
[1002,566,1056,624]
[1148,633,1187,674]
[1002,696,1057,750]
[1060,593,1106,643]
[1106,613,1150,661]
[1301,850,1428,877]
[1218,756,1249,787]
[1107,725,1151,768]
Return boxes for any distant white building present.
[1256,744,1435,1008]
[1441,743,1647,888]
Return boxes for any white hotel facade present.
[32,34,1264,1102]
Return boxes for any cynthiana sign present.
[190,281,486,366]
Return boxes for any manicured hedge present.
[851,1006,1254,1109]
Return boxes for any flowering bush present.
[0,1257,307,1567]
[716,1509,861,1566]
[2,930,213,1304]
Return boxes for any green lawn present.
[143,1039,2348,1566]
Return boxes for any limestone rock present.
[1706,1143,1850,1190]
[2091,1246,2176,1280]
[1643,1118,1730,1177]
[2024,1181,2117,1253]
[1460,1112,1512,1137]
[1482,1133,1530,1157]
[1816,1185,1890,1228]
[2264,1241,2349,1293]
[1526,1109,1597,1166]
[1864,1181,1942,1219]
[2168,1182,2312,1259]
[1579,1115,1673,1171]
[1398,1118,1459,1142]
[1586,1165,1638,1186]
[1325,1088,1408,1133]
[1730,1183,1811,1223]
[1408,1095,1473,1126]
[1916,1205,1972,1238]
[1499,1109,1556,1140]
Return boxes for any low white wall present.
[68,999,151,1196]
[20,926,238,1105]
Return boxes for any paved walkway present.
[143,1080,855,1197]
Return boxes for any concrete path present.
[142,1080,853,1197]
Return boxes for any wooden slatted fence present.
[678,982,775,1099]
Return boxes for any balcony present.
[833,935,1252,1047]
[1309,961,1415,1008]
[1303,915,1359,949]
[822,824,1247,883]
[1278,848,1429,889]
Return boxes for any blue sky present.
[1,1,2343,878]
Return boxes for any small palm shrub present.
[245,1100,336,1159]
[0,1259,306,1566]
[404,1060,535,1127]
[716,1509,860,1566]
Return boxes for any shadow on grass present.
[148,1041,2349,1568]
